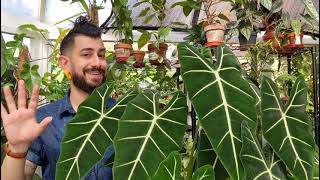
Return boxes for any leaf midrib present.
[64,88,108,179]
[215,71,241,180]
[266,80,309,179]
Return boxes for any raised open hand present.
[1,80,52,153]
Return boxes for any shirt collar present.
[58,89,76,115]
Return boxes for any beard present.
[72,67,106,94]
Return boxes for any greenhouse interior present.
[1,0,319,180]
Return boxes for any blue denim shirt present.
[26,90,116,180]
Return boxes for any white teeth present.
[88,71,101,75]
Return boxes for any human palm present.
[1,80,52,152]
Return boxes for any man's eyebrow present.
[99,48,106,52]
[80,48,94,52]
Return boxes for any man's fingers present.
[18,80,27,109]
[36,117,52,135]
[1,103,8,121]
[28,85,39,111]
[3,86,17,112]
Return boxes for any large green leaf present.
[260,0,272,10]
[178,43,257,180]
[20,63,42,95]
[191,165,215,180]
[151,151,182,180]
[240,121,287,180]
[261,76,315,180]
[299,0,319,24]
[18,24,48,33]
[56,82,138,179]
[197,130,229,179]
[113,91,187,180]
[1,34,7,77]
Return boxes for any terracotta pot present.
[114,43,132,63]
[132,50,145,68]
[262,31,283,48]
[239,32,257,51]
[286,33,303,45]
[132,50,145,62]
[147,43,168,66]
[204,24,225,43]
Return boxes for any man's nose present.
[92,54,105,67]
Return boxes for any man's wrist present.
[4,144,28,159]
[7,143,29,154]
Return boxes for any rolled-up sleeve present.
[26,137,43,166]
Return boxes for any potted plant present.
[286,20,303,45]
[112,0,133,63]
[134,0,171,66]
[137,27,172,66]
[261,0,284,49]
[132,49,146,68]
[202,0,230,46]
[229,0,262,51]
[245,40,277,86]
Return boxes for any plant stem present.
[185,121,200,180]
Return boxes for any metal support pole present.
[311,46,319,145]
[287,55,293,93]
[191,106,197,139]
[287,55,292,74]
[176,68,180,89]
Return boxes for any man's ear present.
[59,55,72,80]
[58,55,69,70]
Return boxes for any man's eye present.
[82,54,90,57]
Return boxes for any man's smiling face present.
[68,35,107,94]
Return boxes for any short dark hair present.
[60,16,102,55]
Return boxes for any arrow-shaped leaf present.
[178,43,257,180]
[56,82,138,179]
[197,130,229,179]
[113,91,187,180]
[152,151,182,180]
[240,121,287,180]
[261,75,315,180]
[191,165,215,180]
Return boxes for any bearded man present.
[1,16,115,180]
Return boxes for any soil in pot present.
[239,32,257,51]
[114,43,132,63]
[132,50,145,68]
[204,24,225,45]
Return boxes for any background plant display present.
[1,0,319,179]
[56,43,318,180]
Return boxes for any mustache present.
[83,67,105,74]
